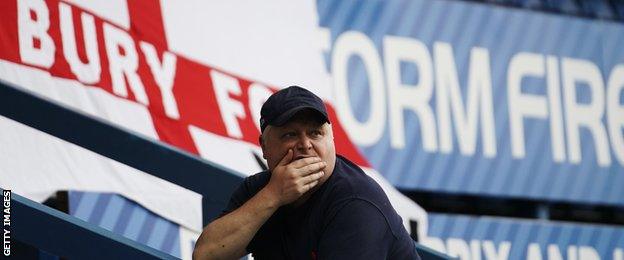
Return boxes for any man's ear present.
[259,135,267,159]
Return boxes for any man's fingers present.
[278,149,294,166]
[303,180,319,192]
[291,157,322,168]
[299,171,324,185]
[297,161,326,175]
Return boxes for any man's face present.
[260,110,336,179]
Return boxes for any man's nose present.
[296,135,313,151]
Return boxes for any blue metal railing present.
[4,188,176,259]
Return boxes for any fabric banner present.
[424,213,624,260]
[317,0,624,205]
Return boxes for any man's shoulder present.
[327,155,402,223]
[324,157,416,256]
[331,155,387,200]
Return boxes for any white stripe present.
[0,60,159,139]
[0,115,202,231]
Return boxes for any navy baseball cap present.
[260,86,329,132]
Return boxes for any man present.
[193,86,420,259]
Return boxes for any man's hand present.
[264,149,326,206]
[193,149,326,260]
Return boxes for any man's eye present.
[282,132,296,138]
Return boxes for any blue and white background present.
[318,0,624,206]
[426,214,624,259]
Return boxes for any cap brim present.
[271,106,329,127]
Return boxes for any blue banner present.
[425,213,624,260]
[318,0,624,205]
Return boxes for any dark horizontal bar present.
[400,189,624,226]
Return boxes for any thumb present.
[278,149,293,166]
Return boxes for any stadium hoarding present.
[423,213,624,260]
[316,0,624,205]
